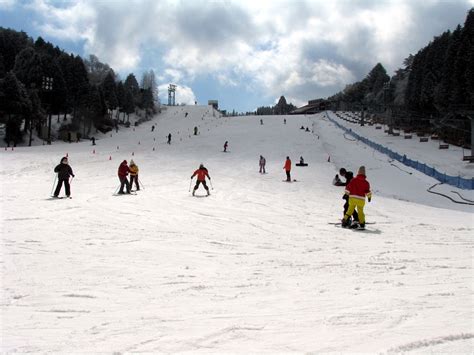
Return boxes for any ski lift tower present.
[168,84,176,106]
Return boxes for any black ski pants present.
[119,176,131,193]
[130,175,140,190]
[343,196,359,222]
[286,170,291,181]
[194,180,209,191]
[54,178,70,197]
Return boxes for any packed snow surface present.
[1,106,473,352]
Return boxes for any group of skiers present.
[117,159,140,194]
[333,166,371,230]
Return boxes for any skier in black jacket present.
[53,156,74,198]
[339,168,358,224]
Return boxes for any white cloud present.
[24,0,473,105]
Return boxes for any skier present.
[117,160,131,194]
[223,141,228,152]
[333,174,343,185]
[296,156,308,166]
[53,156,74,198]
[259,155,266,174]
[194,126,198,135]
[191,164,211,196]
[151,125,155,132]
[185,112,188,118]
[284,118,286,124]
[341,166,371,229]
[338,167,358,224]
[260,119,263,125]
[129,160,140,191]
[283,156,292,181]
[167,133,171,144]
[91,137,96,146]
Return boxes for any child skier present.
[283,156,292,181]
[117,160,131,194]
[191,164,211,196]
[341,166,371,229]
[259,155,266,174]
[129,160,140,191]
[53,156,74,198]
[338,167,359,224]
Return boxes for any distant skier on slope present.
[167,133,171,144]
[283,156,292,181]
[53,156,74,198]
[259,155,266,174]
[341,166,371,230]
[223,141,228,152]
[117,160,131,194]
[191,164,211,196]
[129,160,140,191]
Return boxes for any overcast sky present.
[1,0,473,112]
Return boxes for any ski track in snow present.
[1,107,473,352]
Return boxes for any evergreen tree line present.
[255,96,296,115]
[326,8,473,144]
[0,28,158,146]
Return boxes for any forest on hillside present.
[0,29,157,146]
[327,8,473,146]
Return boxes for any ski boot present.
[350,220,360,229]
[357,223,365,230]
[341,218,351,228]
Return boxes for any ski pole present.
[209,178,214,190]
[138,177,145,190]
[114,183,121,195]
[50,174,58,196]
[188,178,193,192]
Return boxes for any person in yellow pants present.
[341,166,372,229]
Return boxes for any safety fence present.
[326,114,474,190]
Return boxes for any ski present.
[113,192,137,196]
[282,179,298,182]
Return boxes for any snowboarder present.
[129,160,140,191]
[53,156,74,198]
[151,125,155,132]
[305,127,310,132]
[223,141,228,152]
[283,156,292,181]
[341,166,371,229]
[300,126,305,130]
[167,133,171,144]
[335,168,359,223]
[191,164,211,196]
[296,156,308,167]
[338,167,358,223]
[259,155,266,174]
[117,160,131,194]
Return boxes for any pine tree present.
[101,71,118,113]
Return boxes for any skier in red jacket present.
[341,166,372,229]
[283,156,292,181]
[191,164,211,196]
[117,160,131,194]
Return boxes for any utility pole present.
[42,76,54,144]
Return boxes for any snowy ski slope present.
[1,106,473,352]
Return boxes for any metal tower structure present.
[168,84,176,106]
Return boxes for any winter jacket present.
[54,163,74,180]
[118,162,130,177]
[259,157,266,166]
[284,159,291,171]
[343,171,354,186]
[192,168,209,181]
[129,165,139,176]
[345,174,372,200]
